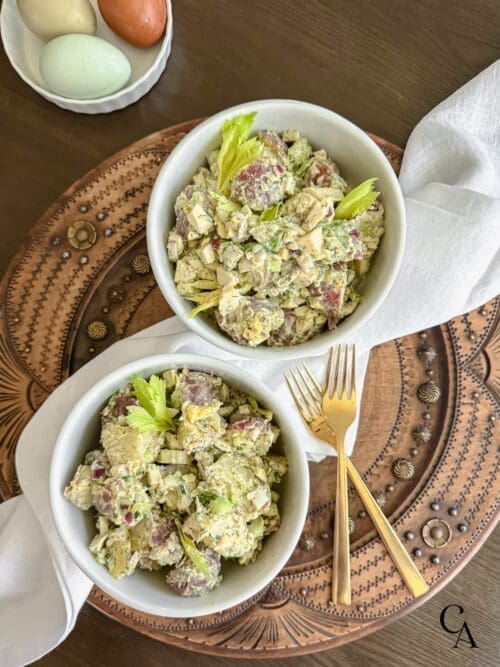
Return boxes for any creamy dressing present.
[64,369,287,596]
[168,126,385,347]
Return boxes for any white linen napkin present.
[1,60,499,666]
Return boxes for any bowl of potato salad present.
[50,354,308,617]
[147,100,406,359]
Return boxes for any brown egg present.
[98,0,167,48]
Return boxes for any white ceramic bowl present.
[147,99,406,360]
[0,0,173,114]
[50,353,309,617]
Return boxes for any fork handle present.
[332,437,351,605]
[345,458,429,598]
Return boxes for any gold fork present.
[323,344,354,605]
[285,351,429,601]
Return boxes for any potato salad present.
[167,113,385,347]
[64,369,287,597]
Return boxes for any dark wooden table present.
[1,1,498,665]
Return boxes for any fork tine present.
[350,343,356,398]
[325,347,333,397]
[303,363,322,396]
[298,365,322,412]
[286,370,316,420]
[284,372,312,422]
[290,368,319,418]
[341,344,349,398]
[331,345,342,398]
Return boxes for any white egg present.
[17,0,97,41]
[40,35,131,100]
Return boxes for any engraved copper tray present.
[0,120,498,658]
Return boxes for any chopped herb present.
[221,241,245,252]
[295,157,313,177]
[198,491,217,505]
[265,235,283,253]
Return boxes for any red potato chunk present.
[84,449,109,481]
[101,386,137,425]
[131,509,183,570]
[173,370,225,407]
[308,280,344,329]
[93,478,151,527]
[175,209,190,239]
[257,130,289,161]
[226,414,275,456]
[215,295,284,347]
[110,393,137,418]
[174,186,213,239]
[268,310,296,346]
[303,157,337,187]
[230,158,288,212]
[149,514,177,547]
[229,415,270,434]
[267,306,327,346]
[166,548,221,597]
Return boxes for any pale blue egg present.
[40,34,131,100]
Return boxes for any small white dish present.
[0,0,173,114]
[147,99,406,360]
[50,353,309,617]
